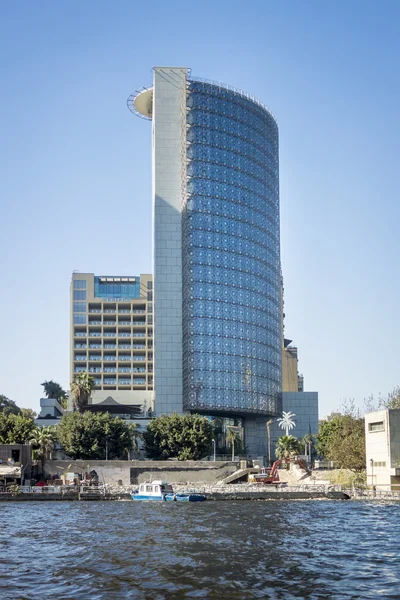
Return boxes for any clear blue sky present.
[1,1,399,417]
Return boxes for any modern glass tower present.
[129,67,282,454]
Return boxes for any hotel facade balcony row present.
[71,273,154,396]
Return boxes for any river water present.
[0,500,399,599]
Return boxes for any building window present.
[147,315,153,325]
[369,421,385,432]
[147,303,152,313]
[74,290,86,301]
[147,292,153,301]
[74,315,87,324]
[74,280,86,289]
[73,302,86,312]
[372,461,386,467]
[147,281,153,290]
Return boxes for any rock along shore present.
[0,483,350,501]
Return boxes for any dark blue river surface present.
[0,500,399,599]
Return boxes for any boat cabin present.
[138,481,174,496]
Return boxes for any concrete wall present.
[45,460,237,486]
[153,67,188,416]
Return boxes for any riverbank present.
[0,483,350,501]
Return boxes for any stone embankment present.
[0,482,349,501]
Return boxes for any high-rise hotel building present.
[70,273,154,412]
[129,68,282,453]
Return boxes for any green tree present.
[317,411,365,472]
[57,412,133,460]
[0,412,37,444]
[226,428,240,461]
[70,373,95,413]
[30,426,56,473]
[365,386,400,412]
[275,435,301,459]
[21,408,37,421]
[142,413,213,461]
[41,380,68,409]
[0,395,21,416]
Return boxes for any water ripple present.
[0,500,399,598]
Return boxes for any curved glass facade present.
[182,80,282,417]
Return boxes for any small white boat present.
[131,480,206,502]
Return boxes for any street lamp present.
[370,458,374,488]
[212,439,216,462]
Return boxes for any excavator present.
[249,456,309,484]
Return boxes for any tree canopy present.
[0,395,21,416]
[57,412,134,460]
[0,412,37,444]
[275,435,301,459]
[317,408,365,472]
[142,413,213,461]
[41,380,68,408]
[365,386,400,412]
[70,373,95,413]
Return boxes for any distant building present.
[70,273,154,415]
[129,67,282,455]
[35,397,65,427]
[0,444,32,486]
[365,409,400,490]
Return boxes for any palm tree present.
[301,433,314,462]
[277,411,296,436]
[70,372,95,413]
[275,435,301,460]
[30,426,56,474]
[41,380,68,409]
[226,428,240,462]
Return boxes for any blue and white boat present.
[131,480,206,502]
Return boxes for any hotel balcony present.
[89,355,101,361]
[89,343,101,349]
[118,356,131,361]
[118,367,131,373]
[75,343,87,349]
[74,332,87,337]
[88,332,101,338]
[104,378,116,385]
[104,332,116,338]
[119,344,131,349]
[104,344,116,349]
[74,355,87,361]
[89,320,102,325]
[104,355,116,362]
[118,379,131,385]
[88,367,102,373]
[104,367,116,373]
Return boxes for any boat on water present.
[131,480,206,502]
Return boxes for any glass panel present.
[73,302,86,312]
[182,81,282,417]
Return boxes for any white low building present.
[365,409,400,490]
